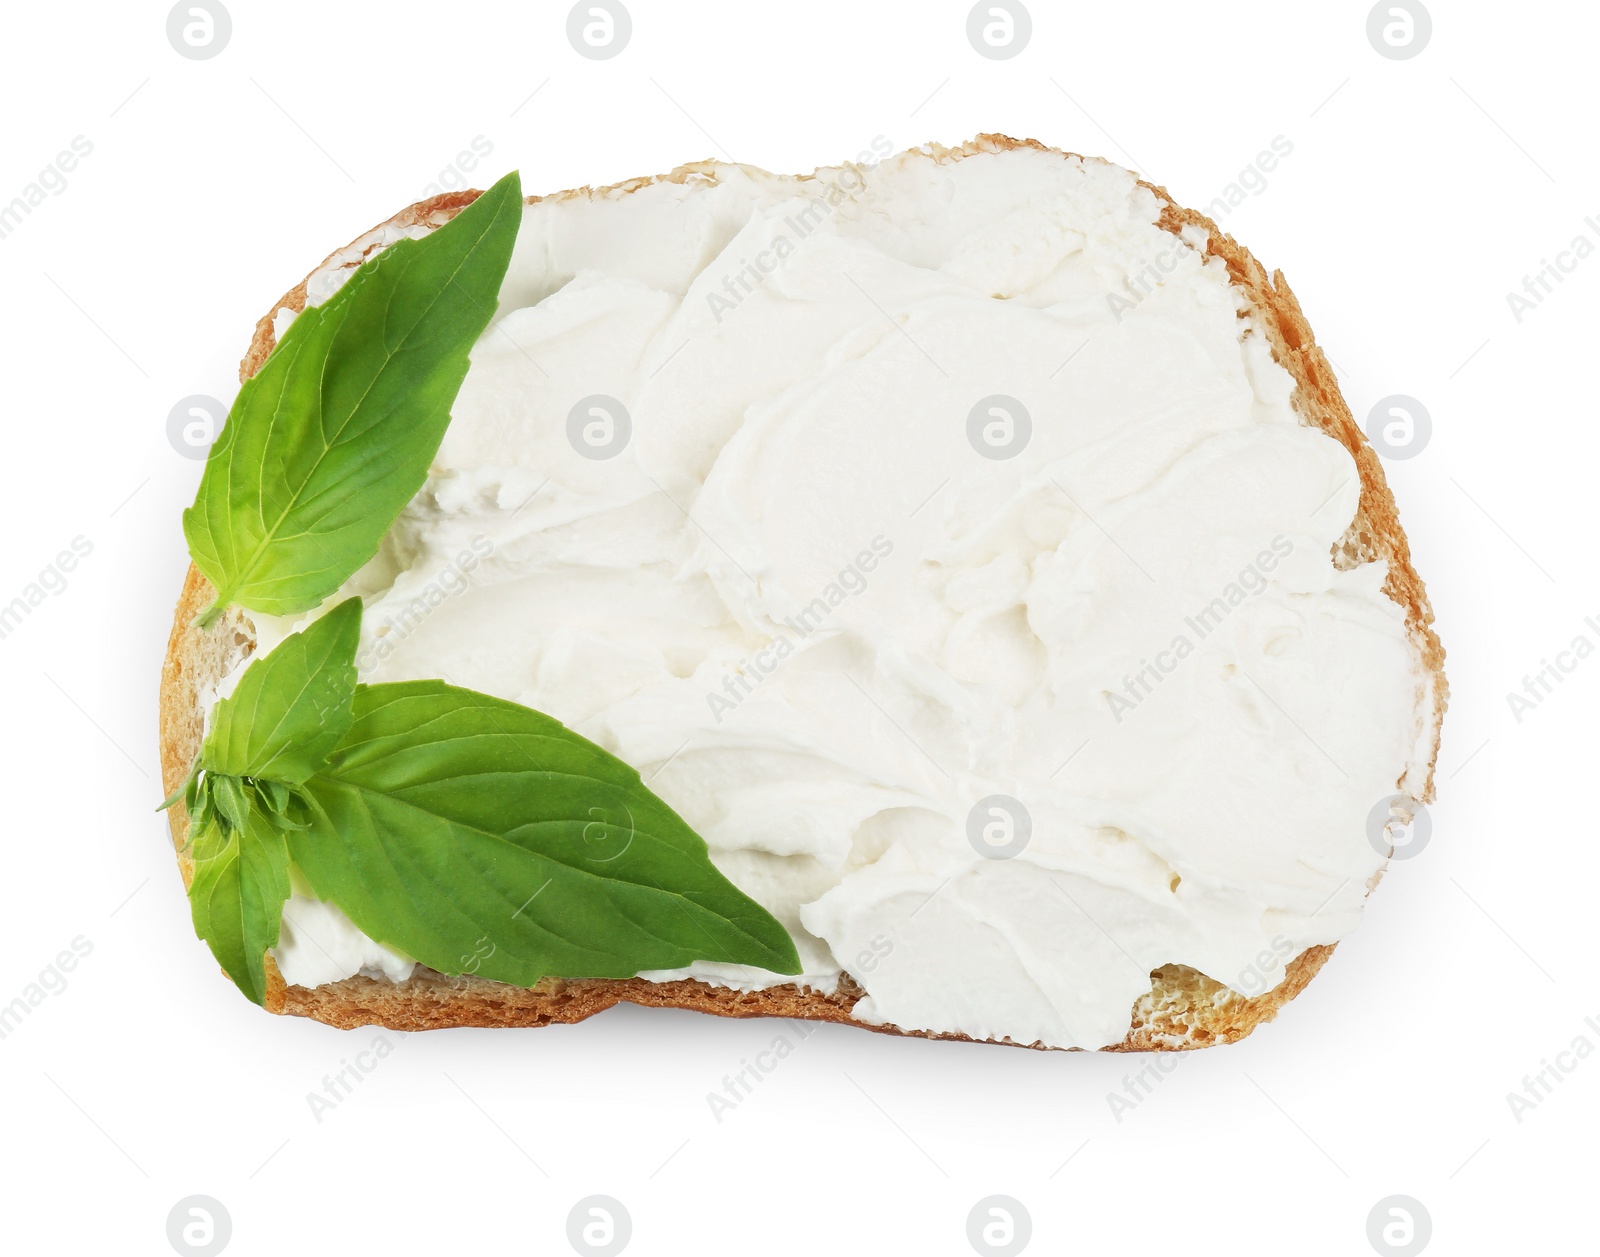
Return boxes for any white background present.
[0,1,1591,1253]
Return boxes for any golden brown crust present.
[159,135,1444,1050]
[268,948,1334,1053]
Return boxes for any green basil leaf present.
[201,597,361,784]
[183,171,523,627]
[187,804,293,1006]
[292,681,802,984]
[209,773,252,834]
[169,601,359,1001]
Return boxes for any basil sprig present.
[164,599,362,1003]
[168,172,798,1005]
[184,171,523,628]
[165,602,800,1004]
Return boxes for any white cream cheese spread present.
[243,142,1434,1049]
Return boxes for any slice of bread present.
[159,135,1447,1051]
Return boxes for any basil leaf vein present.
[204,598,361,783]
[165,600,802,1002]
[165,600,361,1004]
[183,170,523,626]
[292,681,802,984]
[187,806,292,1006]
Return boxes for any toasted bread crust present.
[159,135,1445,1050]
